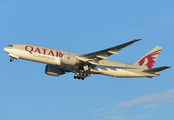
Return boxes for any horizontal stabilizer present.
[143,66,171,73]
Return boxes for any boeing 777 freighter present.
[4,39,170,80]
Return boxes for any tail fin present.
[133,46,162,69]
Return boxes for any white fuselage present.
[4,44,146,78]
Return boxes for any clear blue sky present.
[1,0,174,120]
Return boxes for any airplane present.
[4,39,170,80]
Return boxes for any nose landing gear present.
[10,57,16,62]
[8,54,18,62]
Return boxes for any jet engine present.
[45,64,65,76]
[60,54,79,66]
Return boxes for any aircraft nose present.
[4,47,9,53]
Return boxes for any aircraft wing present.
[77,39,142,62]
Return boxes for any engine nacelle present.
[45,64,65,76]
[61,54,79,66]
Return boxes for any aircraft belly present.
[95,67,144,77]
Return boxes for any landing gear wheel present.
[74,75,85,80]
[10,58,14,62]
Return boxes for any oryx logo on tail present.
[133,46,162,69]
[138,49,161,69]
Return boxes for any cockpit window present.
[8,45,13,47]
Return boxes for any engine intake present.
[45,64,65,76]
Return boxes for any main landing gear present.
[73,70,90,80]
[74,76,84,80]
